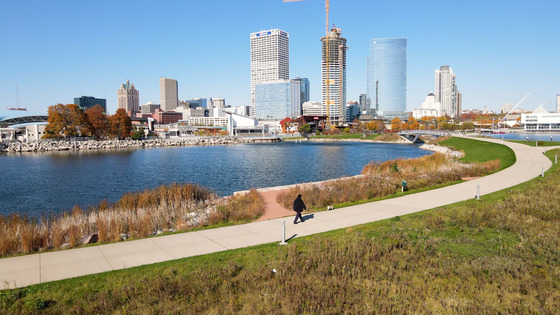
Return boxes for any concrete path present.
[0,137,556,289]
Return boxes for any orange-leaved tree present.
[390,117,402,131]
[43,104,86,138]
[85,105,109,139]
[109,108,132,139]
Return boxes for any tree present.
[299,124,312,134]
[109,109,132,139]
[43,104,86,138]
[84,105,109,139]
[391,117,402,132]
[410,121,420,130]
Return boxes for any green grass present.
[441,136,516,170]
[2,139,554,313]
[508,139,560,147]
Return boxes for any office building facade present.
[290,77,309,117]
[321,27,348,125]
[367,38,407,119]
[160,78,178,112]
[435,65,460,117]
[117,80,139,113]
[250,29,289,115]
[254,80,292,121]
[74,96,107,113]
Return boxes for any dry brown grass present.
[277,153,500,209]
[0,184,265,257]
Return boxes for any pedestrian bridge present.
[398,130,450,143]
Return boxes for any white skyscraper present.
[160,78,178,112]
[434,65,459,117]
[117,80,139,113]
[250,29,289,116]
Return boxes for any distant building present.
[302,101,326,116]
[74,96,106,112]
[367,38,407,120]
[250,29,289,115]
[521,105,560,131]
[291,77,310,115]
[346,101,360,122]
[435,65,459,117]
[321,27,348,125]
[235,105,251,116]
[255,80,292,121]
[160,78,178,112]
[557,94,560,113]
[181,98,207,109]
[117,80,139,113]
[152,109,182,125]
[501,103,513,114]
[141,102,160,114]
[412,93,442,119]
[358,94,369,115]
[210,98,226,109]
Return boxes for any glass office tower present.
[367,38,407,119]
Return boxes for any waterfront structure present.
[321,27,348,126]
[160,78,178,112]
[0,109,48,142]
[367,38,407,120]
[521,105,560,131]
[250,29,289,115]
[434,65,460,117]
[412,93,442,119]
[117,80,139,113]
[74,96,106,112]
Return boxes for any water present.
[0,141,430,217]
[483,133,560,142]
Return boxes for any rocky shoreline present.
[0,137,256,153]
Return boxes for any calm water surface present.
[0,141,430,217]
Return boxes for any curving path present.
[0,136,556,289]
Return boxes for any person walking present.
[293,194,306,224]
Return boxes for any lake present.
[0,141,430,217]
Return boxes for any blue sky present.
[1,0,559,114]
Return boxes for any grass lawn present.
[441,136,516,170]
[507,139,560,147]
[2,139,554,313]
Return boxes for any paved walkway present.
[0,137,556,289]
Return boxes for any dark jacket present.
[293,195,306,212]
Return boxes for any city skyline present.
[1,0,559,114]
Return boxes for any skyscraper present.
[117,80,139,113]
[435,65,459,117]
[291,77,310,116]
[367,38,407,119]
[321,27,348,125]
[250,29,289,116]
[160,78,178,112]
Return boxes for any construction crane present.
[284,0,332,129]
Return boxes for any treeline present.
[43,104,132,139]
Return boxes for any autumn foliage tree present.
[109,108,132,139]
[43,104,86,138]
[390,117,402,131]
[84,105,109,139]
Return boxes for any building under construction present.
[321,27,347,126]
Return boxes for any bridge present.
[398,130,450,143]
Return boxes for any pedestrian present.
[293,194,306,224]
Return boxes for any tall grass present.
[277,153,500,209]
[0,184,265,257]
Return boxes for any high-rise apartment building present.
[159,78,178,112]
[250,29,289,116]
[435,65,460,117]
[117,80,139,113]
[74,96,107,113]
[321,27,348,125]
[367,38,407,119]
